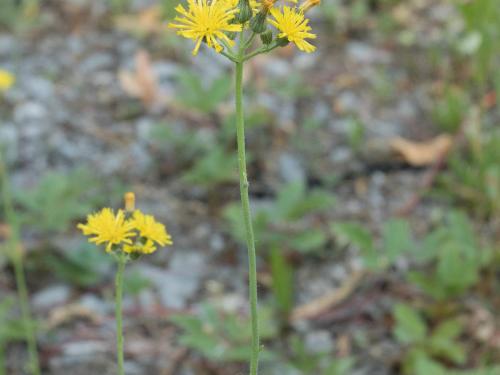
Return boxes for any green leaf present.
[44,243,113,287]
[429,319,466,364]
[182,148,238,187]
[275,182,306,220]
[382,219,413,262]
[15,169,100,232]
[393,303,427,344]
[175,69,231,113]
[413,355,446,375]
[323,357,355,375]
[291,229,327,253]
[287,189,335,220]
[270,247,294,316]
[332,222,373,252]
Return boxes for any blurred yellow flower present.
[269,5,316,53]
[0,69,15,91]
[300,0,320,13]
[124,191,136,212]
[130,210,173,250]
[78,192,173,255]
[78,208,135,252]
[168,0,242,55]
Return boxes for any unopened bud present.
[124,192,135,212]
[250,11,267,33]
[237,0,253,23]
[260,30,273,45]
[300,0,321,13]
[262,0,277,12]
[276,37,290,47]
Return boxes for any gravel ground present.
[0,0,470,374]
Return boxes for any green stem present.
[243,43,280,62]
[0,156,40,375]
[12,252,40,375]
[115,254,126,375]
[235,44,260,375]
[0,343,5,375]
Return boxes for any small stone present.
[23,77,55,101]
[63,341,108,357]
[279,152,305,185]
[79,294,111,316]
[347,42,391,65]
[33,285,71,312]
[13,101,48,124]
[138,251,207,309]
[304,330,334,353]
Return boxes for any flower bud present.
[300,0,321,13]
[276,37,290,47]
[250,11,267,33]
[237,0,253,23]
[124,192,135,212]
[262,0,277,12]
[260,30,273,45]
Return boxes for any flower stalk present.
[115,253,126,375]
[235,42,260,375]
[0,155,41,375]
[78,193,172,374]
[168,1,320,373]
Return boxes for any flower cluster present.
[0,69,15,92]
[78,193,172,256]
[168,0,320,55]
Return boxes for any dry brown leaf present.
[290,270,364,321]
[119,50,163,107]
[47,304,101,330]
[115,5,165,36]
[390,134,453,167]
[0,223,11,240]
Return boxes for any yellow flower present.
[300,0,320,13]
[169,0,243,55]
[78,208,135,252]
[123,239,157,254]
[130,210,173,253]
[0,69,15,91]
[269,6,316,53]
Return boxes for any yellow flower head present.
[130,210,173,251]
[0,69,15,91]
[78,208,135,252]
[269,5,316,53]
[78,193,173,256]
[300,0,320,13]
[168,0,243,55]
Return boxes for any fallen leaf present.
[290,270,364,321]
[119,50,163,107]
[482,91,497,110]
[47,304,101,330]
[0,223,11,240]
[115,5,165,37]
[390,134,453,167]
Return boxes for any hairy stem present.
[115,254,126,375]
[235,42,260,375]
